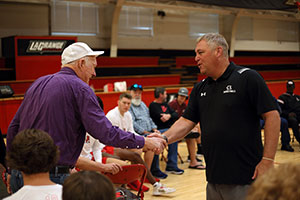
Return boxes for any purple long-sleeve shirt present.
[6,67,144,166]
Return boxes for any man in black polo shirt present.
[161,33,280,200]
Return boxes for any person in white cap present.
[6,42,167,193]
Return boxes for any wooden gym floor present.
[143,138,300,200]
[1,135,300,200]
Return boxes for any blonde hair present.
[246,162,300,200]
[196,33,229,58]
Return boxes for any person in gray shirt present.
[129,84,160,136]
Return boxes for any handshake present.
[143,132,169,155]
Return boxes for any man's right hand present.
[102,163,123,175]
[160,113,171,122]
[144,136,167,154]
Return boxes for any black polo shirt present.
[183,62,277,185]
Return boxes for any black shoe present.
[281,144,294,152]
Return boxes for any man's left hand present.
[252,159,274,179]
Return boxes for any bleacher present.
[0,55,300,135]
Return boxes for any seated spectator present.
[106,93,175,195]
[246,162,300,200]
[168,87,205,170]
[260,117,293,152]
[278,80,300,144]
[260,97,294,152]
[63,171,115,200]
[129,84,160,136]
[4,129,62,200]
[78,95,124,174]
[149,87,184,176]
[76,133,124,174]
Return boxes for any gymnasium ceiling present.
[2,0,299,10]
[179,0,298,11]
[1,0,299,17]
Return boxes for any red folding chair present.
[104,164,147,200]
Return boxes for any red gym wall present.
[2,36,77,80]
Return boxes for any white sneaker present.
[153,182,176,196]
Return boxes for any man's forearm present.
[163,117,196,144]
[262,110,280,159]
[76,156,105,172]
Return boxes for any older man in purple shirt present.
[6,42,166,193]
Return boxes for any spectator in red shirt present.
[169,88,205,170]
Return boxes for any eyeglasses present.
[132,84,142,89]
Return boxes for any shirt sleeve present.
[106,109,119,127]
[149,102,162,121]
[278,95,290,118]
[78,88,144,149]
[127,113,138,135]
[168,104,179,120]
[143,102,157,131]
[80,134,92,159]
[183,83,201,124]
[244,70,277,115]
[129,107,145,134]
[149,116,157,130]
[92,139,104,163]
[168,100,176,110]
[6,105,21,151]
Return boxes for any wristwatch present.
[162,134,169,144]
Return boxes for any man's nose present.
[92,68,96,77]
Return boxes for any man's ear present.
[215,46,223,57]
[78,58,85,69]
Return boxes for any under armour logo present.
[201,92,206,96]
[223,85,236,94]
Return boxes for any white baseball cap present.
[61,42,104,65]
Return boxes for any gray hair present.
[62,56,90,68]
[196,33,229,58]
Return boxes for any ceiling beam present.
[124,0,233,15]
[124,0,300,22]
[110,0,125,57]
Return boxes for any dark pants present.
[10,169,70,193]
[206,183,250,200]
[260,118,291,145]
[287,115,300,143]
[150,128,179,173]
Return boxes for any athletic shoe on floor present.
[281,144,294,152]
[151,170,168,179]
[144,177,160,183]
[127,180,149,192]
[153,182,176,196]
[165,167,184,175]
